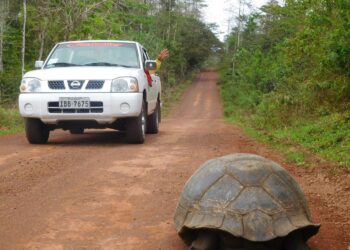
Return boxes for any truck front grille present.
[86,80,104,89]
[48,101,103,113]
[48,81,65,90]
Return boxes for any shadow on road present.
[47,130,128,146]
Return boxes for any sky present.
[203,0,271,41]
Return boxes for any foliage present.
[220,0,350,167]
[274,113,350,166]
[0,107,23,135]
[0,0,220,103]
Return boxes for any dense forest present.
[0,0,220,103]
[220,0,350,166]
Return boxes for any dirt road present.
[0,71,349,250]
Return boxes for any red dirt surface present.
[0,70,349,250]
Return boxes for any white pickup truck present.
[18,40,161,144]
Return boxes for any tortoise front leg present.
[284,231,310,250]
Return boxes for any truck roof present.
[58,40,139,45]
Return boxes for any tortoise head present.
[189,230,218,250]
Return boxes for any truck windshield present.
[45,42,140,69]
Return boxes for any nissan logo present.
[69,80,82,89]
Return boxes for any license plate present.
[59,97,90,108]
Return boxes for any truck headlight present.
[111,77,139,93]
[20,78,42,92]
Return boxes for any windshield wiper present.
[46,62,81,68]
[83,62,134,68]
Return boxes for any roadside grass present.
[274,114,350,166]
[0,106,23,135]
[226,115,308,166]
[224,110,350,170]
[218,61,350,170]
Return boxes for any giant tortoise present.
[174,154,320,250]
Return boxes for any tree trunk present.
[0,21,4,72]
[233,0,243,75]
[22,0,27,76]
[38,29,45,61]
[173,19,177,41]
[0,0,9,72]
[236,0,242,51]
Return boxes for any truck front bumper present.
[19,92,143,124]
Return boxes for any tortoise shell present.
[174,154,319,244]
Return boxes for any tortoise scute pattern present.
[199,175,242,208]
[182,159,226,201]
[174,153,319,242]
[229,187,281,214]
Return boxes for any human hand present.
[157,48,169,61]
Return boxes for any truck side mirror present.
[145,60,157,71]
[35,61,44,69]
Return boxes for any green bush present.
[219,0,350,167]
[0,107,23,135]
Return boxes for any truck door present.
[142,49,158,114]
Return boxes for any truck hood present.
[24,67,138,80]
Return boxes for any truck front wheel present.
[146,99,160,134]
[126,100,146,144]
[25,118,50,144]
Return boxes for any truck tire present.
[126,100,146,144]
[146,100,160,134]
[25,118,49,144]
